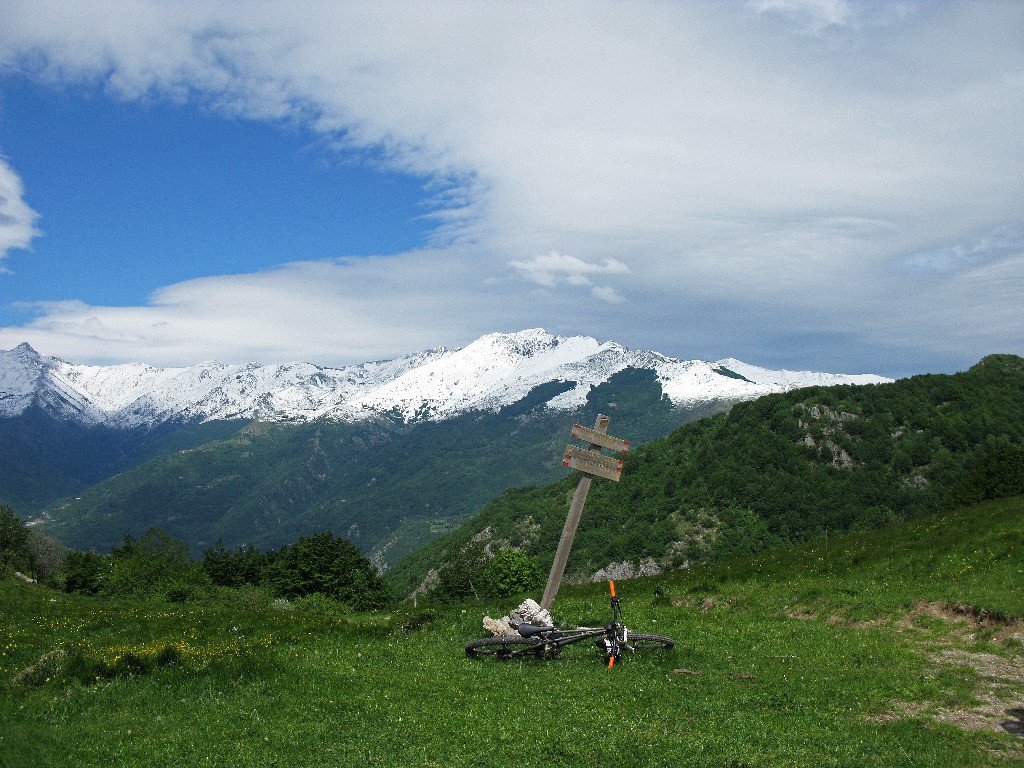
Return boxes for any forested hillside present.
[390,354,1024,597]
[32,369,729,564]
[0,409,248,513]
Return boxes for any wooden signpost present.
[540,414,631,610]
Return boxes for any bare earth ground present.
[859,602,1024,761]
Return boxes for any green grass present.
[3,498,1024,767]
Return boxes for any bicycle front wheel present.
[465,636,542,659]
[626,632,675,651]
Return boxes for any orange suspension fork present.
[607,580,618,667]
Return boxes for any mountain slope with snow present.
[0,330,890,428]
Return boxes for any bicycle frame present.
[514,621,611,661]
[465,580,673,666]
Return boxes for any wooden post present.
[540,415,611,611]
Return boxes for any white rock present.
[482,616,517,637]
[482,597,555,637]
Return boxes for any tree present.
[264,532,389,610]
[428,544,489,603]
[479,548,545,598]
[26,529,68,584]
[949,439,1024,507]
[0,504,34,577]
[104,527,210,600]
[62,550,108,595]
[202,540,265,588]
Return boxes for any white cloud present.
[749,0,854,31]
[0,249,504,366]
[0,156,39,270]
[0,1,1021,375]
[510,251,630,289]
[590,286,625,305]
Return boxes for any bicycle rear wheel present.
[626,632,675,650]
[464,636,543,659]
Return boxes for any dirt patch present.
[785,607,817,621]
[932,695,1024,734]
[872,696,1024,737]
[936,647,1024,683]
[864,602,1024,740]
[865,701,929,724]
[794,600,1024,739]
[844,616,890,630]
[683,595,736,612]
[897,601,1024,646]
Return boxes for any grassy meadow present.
[2,497,1023,767]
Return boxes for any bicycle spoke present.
[464,636,542,659]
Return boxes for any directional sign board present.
[570,423,631,454]
[543,414,632,609]
[562,444,624,482]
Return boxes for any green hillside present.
[2,497,1022,767]
[389,354,1024,596]
[34,368,729,564]
[0,408,249,513]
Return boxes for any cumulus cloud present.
[590,286,626,305]
[0,1,1021,375]
[511,251,629,288]
[0,157,39,270]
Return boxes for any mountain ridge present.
[388,354,1024,597]
[1,329,890,428]
[0,330,892,563]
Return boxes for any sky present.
[0,1,1021,378]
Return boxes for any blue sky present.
[1,77,431,311]
[0,1,1022,377]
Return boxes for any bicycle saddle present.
[517,623,555,638]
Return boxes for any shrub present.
[292,592,346,616]
[103,527,212,600]
[425,546,545,603]
[164,578,210,603]
[202,540,266,588]
[479,548,545,598]
[263,532,390,610]
[62,550,108,595]
[949,439,1024,506]
[215,583,273,611]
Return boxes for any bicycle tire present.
[626,632,675,650]
[464,636,542,659]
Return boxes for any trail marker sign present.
[541,414,632,610]
[562,445,624,482]
[569,423,631,455]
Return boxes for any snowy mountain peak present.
[0,331,892,428]
[1,342,52,409]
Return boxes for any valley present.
[0,330,887,564]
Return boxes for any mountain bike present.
[464,581,674,667]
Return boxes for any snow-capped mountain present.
[0,330,891,428]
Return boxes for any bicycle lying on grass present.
[464,581,674,667]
